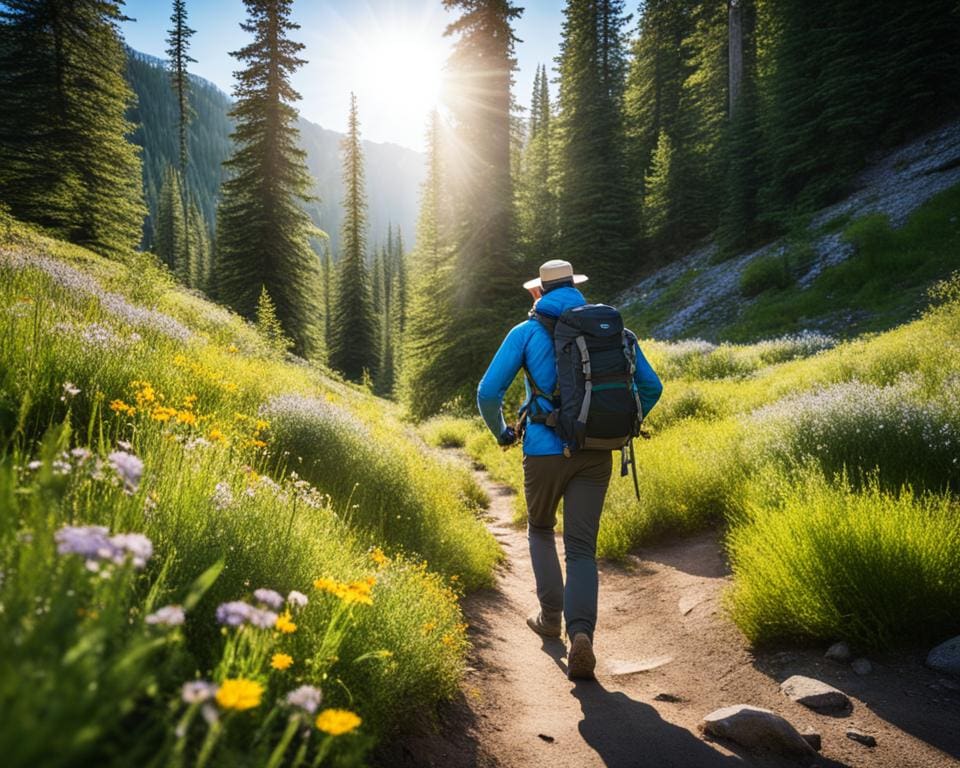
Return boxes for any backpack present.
[519,303,644,497]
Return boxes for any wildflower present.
[146,604,185,627]
[27,460,43,471]
[150,406,177,423]
[254,419,269,432]
[54,525,153,570]
[285,685,322,715]
[212,482,233,510]
[287,590,308,609]
[227,344,239,354]
[108,533,153,568]
[182,680,218,704]
[61,382,80,401]
[253,588,284,609]
[70,447,92,462]
[315,708,362,736]
[421,621,437,635]
[275,611,297,634]
[109,450,143,493]
[209,428,226,443]
[441,634,455,646]
[248,439,267,449]
[176,410,198,426]
[249,607,279,629]
[216,601,253,627]
[370,547,389,568]
[215,679,263,711]
[271,653,293,671]
[109,399,135,416]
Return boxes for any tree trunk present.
[728,0,743,118]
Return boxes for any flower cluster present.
[55,524,153,571]
[216,600,278,629]
[313,576,376,606]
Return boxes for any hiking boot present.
[567,632,596,680]
[526,610,562,639]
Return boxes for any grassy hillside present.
[0,211,498,767]
[424,275,960,650]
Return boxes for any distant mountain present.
[125,49,422,256]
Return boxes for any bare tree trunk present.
[729,0,743,118]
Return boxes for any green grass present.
[739,252,795,297]
[720,184,960,341]
[0,212,497,766]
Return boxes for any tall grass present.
[0,216,496,766]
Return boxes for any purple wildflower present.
[181,680,218,704]
[287,590,308,609]
[248,607,279,629]
[55,525,113,561]
[285,685,323,715]
[216,601,254,627]
[109,450,143,493]
[146,604,185,627]
[253,588,284,609]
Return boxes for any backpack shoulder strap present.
[528,308,557,337]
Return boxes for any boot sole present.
[567,634,596,680]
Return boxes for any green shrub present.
[727,470,960,648]
[739,253,794,297]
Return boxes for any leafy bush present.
[726,470,960,648]
[739,253,794,297]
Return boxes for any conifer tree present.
[400,111,459,419]
[391,226,408,335]
[187,196,211,289]
[517,64,559,269]
[327,93,377,382]
[642,129,677,243]
[216,0,323,357]
[255,285,294,356]
[165,0,195,178]
[318,237,333,357]
[0,0,145,259]
[440,0,523,406]
[155,167,185,271]
[556,0,633,294]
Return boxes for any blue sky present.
[120,0,566,152]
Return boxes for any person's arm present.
[477,323,527,444]
[633,340,663,419]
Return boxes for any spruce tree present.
[187,195,210,289]
[255,285,294,356]
[327,93,377,382]
[400,111,459,419]
[318,237,332,357]
[155,166,185,272]
[165,0,195,177]
[556,0,634,294]
[517,64,559,270]
[441,0,523,407]
[216,0,323,357]
[642,129,677,242]
[0,0,145,259]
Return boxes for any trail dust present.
[377,455,960,768]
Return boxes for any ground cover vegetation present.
[0,211,498,766]
[422,272,960,650]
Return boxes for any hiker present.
[476,259,662,680]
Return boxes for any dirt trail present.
[380,461,960,768]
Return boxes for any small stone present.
[780,675,851,711]
[927,636,960,676]
[701,705,816,755]
[537,733,555,743]
[825,641,852,662]
[846,729,877,747]
[851,658,872,675]
[654,693,682,703]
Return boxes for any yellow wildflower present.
[215,678,263,711]
[248,438,268,449]
[275,612,297,634]
[370,547,389,568]
[109,399,135,416]
[223,382,238,393]
[441,634,454,646]
[227,344,239,354]
[176,410,198,426]
[254,418,270,432]
[150,405,177,423]
[421,621,437,635]
[270,653,293,671]
[182,394,198,408]
[209,427,226,443]
[315,709,362,736]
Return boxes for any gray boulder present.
[701,705,817,755]
[780,675,850,711]
[851,658,872,675]
[825,641,851,662]
[927,636,960,676]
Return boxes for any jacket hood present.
[534,286,586,318]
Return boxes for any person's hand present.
[498,425,517,448]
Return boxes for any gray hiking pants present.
[523,450,612,640]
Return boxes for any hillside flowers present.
[215,679,263,711]
[146,604,186,627]
[55,524,153,570]
[108,450,143,493]
[315,709,362,736]
[270,653,293,671]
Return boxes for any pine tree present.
[215,0,323,357]
[556,0,634,294]
[517,64,559,269]
[440,0,523,407]
[400,111,459,419]
[255,285,293,356]
[327,93,378,382]
[187,195,210,289]
[0,0,145,259]
[155,166,185,271]
[319,236,333,356]
[642,129,677,243]
[165,0,195,177]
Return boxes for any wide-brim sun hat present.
[523,259,589,291]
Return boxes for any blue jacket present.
[476,286,664,456]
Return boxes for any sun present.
[351,25,448,146]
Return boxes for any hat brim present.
[522,274,589,291]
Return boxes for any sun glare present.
[351,25,448,147]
